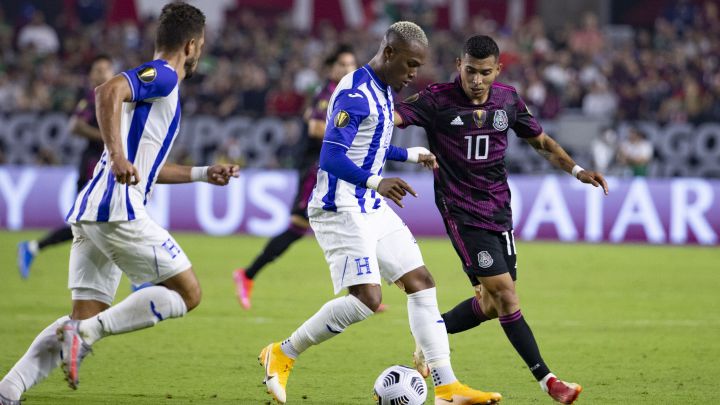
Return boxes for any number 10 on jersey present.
[465,135,489,160]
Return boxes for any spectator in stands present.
[17,10,59,55]
[582,79,618,119]
[617,127,654,177]
[591,127,617,174]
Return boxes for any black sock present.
[499,310,551,380]
[245,228,304,279]
[37,226,74,250]
[441,296,490,334]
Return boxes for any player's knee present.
[184,284,202,311]
[350,288,382,312]
[486,287,518,312]
[399,266,435,293]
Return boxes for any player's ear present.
[185,38,196,57]
[455,57,461,71]
[383,45,395,63]
[496,62,503,75]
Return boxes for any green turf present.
[1,230,719,404]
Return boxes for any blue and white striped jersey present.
[66,59,181,223]
[308,64,395,214]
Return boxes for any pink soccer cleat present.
[233,269,254,309]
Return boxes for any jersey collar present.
[363,64,388,92]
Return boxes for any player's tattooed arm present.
[95,75,139,185]
[526,132,609,195]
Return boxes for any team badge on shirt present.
[473,110,487,128]
[137,66,157,83]
[334,110,350,128]
[317,99,328,111]
[493,109,508,131]
[478,251,494,268]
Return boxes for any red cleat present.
[233,269,254,309]
[547,377,582,404]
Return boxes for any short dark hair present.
[324,44,354,67]
[90,53,112,70]
[463,35,500,60]
[155,2,205,52]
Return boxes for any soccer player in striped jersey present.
[17,54,114,279]
[259,22,502,405]
[394,35,609,404]
[0,4,238,403]
[232,45,358,310]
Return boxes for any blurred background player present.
[16,54,114,279]
[394,35,608,404]
[232,45,358,309]
[258,22,502,405]
[0,4,239,403]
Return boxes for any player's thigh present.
[86,218,192,286]
[310,211,381,295]
[68,224,122,306]
[375,206,425,285]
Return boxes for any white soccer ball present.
[373,365,427,405]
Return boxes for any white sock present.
[79,286,187,345]
[284,295,373,358]
[0,316,69,400]
[27,240,39,255]
[540,373,556,392]
[407,287,457,387]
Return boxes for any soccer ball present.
[373,365,427,405]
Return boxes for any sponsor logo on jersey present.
[478,251,494,268]
[473,110,487,128]
[493,109,508,131]
[334,110,350,128]
[404,93,420,103]
[137,66,157,83]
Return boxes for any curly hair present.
[156,2,206,52]
[387,21,428,47]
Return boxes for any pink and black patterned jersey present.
[396,78,542,232]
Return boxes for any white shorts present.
[310,204,424,294]
[68,217,191,305]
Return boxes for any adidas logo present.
[450,116,464,126]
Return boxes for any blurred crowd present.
[0,0,718,173]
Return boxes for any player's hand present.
[577,170,609,195]
[111,156,139,185]
[207,164,240,186]
[377,177,417,208]
[417,152,439,170]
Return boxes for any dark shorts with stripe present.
[291,162,319,220]
[441,215,517,286]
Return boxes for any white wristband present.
[190,166,209,182]
[366,175,383,190]
[571,165,584,179]
[406,146,430,163]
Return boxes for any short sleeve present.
[395,89,437,129]
[121,60,178,102]
[512,95,543,138]
[324,90,371,148]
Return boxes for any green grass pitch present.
[1,230,719,404]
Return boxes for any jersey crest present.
[334,110,350,128]
[493,109,508,131]
[473,110,487,128]
[404,93,420,103]
[137,66,157,83]
[478,251,494,268]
